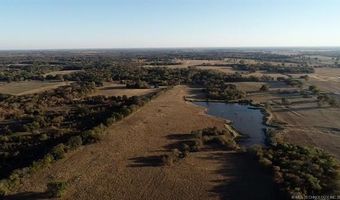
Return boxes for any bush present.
[259,157,272,168]
[260,84,269,92]
[66,136,83,150]
[0,181,9,197]
[162,149,181,166]
[30,154,54,173]
[81,130,101,144]
[51,144,66,160]
[46,181,67,198]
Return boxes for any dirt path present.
[7,85,278,200]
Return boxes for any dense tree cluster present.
[252,144,339,198]
[126,80,150,89]
[231,63,314,74]
[206,83,245,100]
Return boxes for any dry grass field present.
[196,66,238,74]
[308,67,340,94]
[308,55,337,66]
[91,83,160,97]
[196,65,288,79]
[0,81,70,95]
[233,82,265,92]
[43,70,83,77]
[272,102,340,159]
[7,86,279,200]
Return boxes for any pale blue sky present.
[1,0,339,49]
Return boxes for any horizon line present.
[1,46,340,51]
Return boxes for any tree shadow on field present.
[205,151,285,200]
[127,156,163,167]
[4,191,49,200]
[127,133,194,168]
[100,85,126,90]
[160,132,284,199]
[162,132,199,150]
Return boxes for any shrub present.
[46,181,67,198]
[0,181,9,197]
[259,157,272,168]
[260,84,269,92]
[30,154,54,173]
[66,136,83,150]
[51,144,66,160]
[39,133,48,141]
[81,130,102,144]
[162,149,181,166]
[161,155,174,166]
[105,117,116,126]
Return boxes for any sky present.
[0,0,340,50]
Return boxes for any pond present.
[193,102,267,147]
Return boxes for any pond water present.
[193,102,267,147]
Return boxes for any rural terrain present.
[0,48,339,199]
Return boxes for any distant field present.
[144,59,229,68]
[233,82,265,92]
[92,83,160,97]
[43,69,83,76]
[245,81,340,159]
[196,66,238,74]
[308,67,340,94]
[308,55,336,66]
[146,58,298,69]
[273,102,340,160]
[196,65,289,79]
[0,80,70,95]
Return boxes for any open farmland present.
[308,67,340,94]
[0,81,70,95]
[273,102,340,159]
[91,82,160,97]
[195,66,239,74]
[242,80,340,159]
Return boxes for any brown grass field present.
[308,67,340,94]
[272,102,340,160]
[196,66,238,74]
[195,66,288,79]
[0,81,70,95]
[7,86,279,200]
[233,82,265,92]
[91,83,160,97]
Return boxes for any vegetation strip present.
[0,84,170,196]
